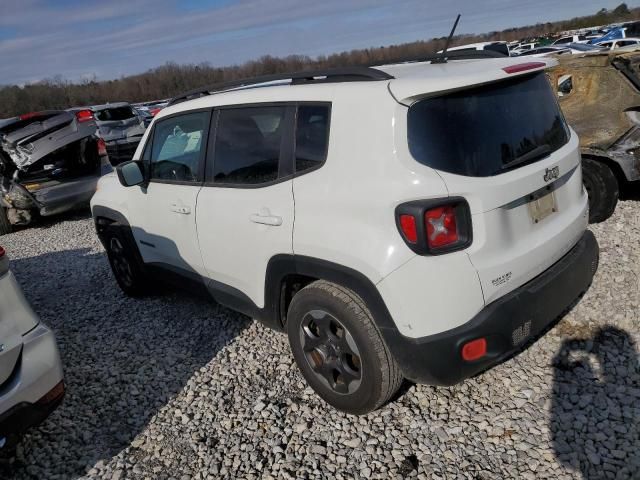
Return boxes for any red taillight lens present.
[150,108,161,116]
[0,246,5,257]
[502,62,546,74]
[462,338,487,362]
[399,214,418,244]
[97,138,107,156]
[425,205,458,249]
[19,112,41,121]
[75,109,94,123]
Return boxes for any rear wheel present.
[0,208,12,236]
[582,158,618,223]
[104,227,149,296]
[287,280,403,415]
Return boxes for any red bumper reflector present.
[502,62,546,74]
[462,338,487,361]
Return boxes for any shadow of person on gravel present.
[1,247,250,479]
[551,327,640,479]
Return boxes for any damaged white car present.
[0,110,111,235]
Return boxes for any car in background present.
[441,41,510,57]
[0,245,65,449]
[549,48,640,222]
[565,43,607,54]
[553,34,589,45]
[74,103,146,166]
[510,42,540,55]
[0,110,111,235]
[515,46,571,57]
[596,38,640,50]
[134,107,154,128]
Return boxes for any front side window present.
[295,105,330,174]
[150,111,209,182]
[212,106,286,185]
[408,72,569,177]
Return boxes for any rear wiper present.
[503,144,551,170]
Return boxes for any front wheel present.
[582,158,619,223]
[104,228,149,297]
[287,280,403,415]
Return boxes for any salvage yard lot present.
[2,201,639,479]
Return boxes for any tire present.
[287,280,403,415]
[0,208,12,236]
[582,158,619,224]
[104,226,149,297]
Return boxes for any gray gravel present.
[1,202,639,479]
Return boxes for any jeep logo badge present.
[544,166,559,183]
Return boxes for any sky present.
[0,0,631,85]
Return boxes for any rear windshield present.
[95,107,136,121]
[407,73,569,177]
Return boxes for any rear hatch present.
[397,67,587,304]
[94,106,145,142]
[0,248,38,386]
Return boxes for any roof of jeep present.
[158,56,556,117]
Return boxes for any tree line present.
[0,3,637,117]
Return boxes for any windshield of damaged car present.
[407,72,569,177]
[95,107,136,122]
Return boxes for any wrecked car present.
[549,47,640,222]
[74,103,146,166]
[0,110,111,235]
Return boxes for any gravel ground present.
[0,201,638,480]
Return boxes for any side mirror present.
[116,161,145,187]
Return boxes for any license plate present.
[529,191,556,224]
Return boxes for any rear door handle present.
[250,210,283,226]
[170,204,191,215]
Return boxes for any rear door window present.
[407,72,569,177]
[295,105,330,174]
[212,106,287,185]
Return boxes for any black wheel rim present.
[109,237,134,287]
[299,310,362,395]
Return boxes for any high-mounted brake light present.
[97,138,107,156]
[502,62,546,74]
[75,109,94,123]
[395,198,472,255]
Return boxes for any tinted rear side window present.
[407,73,569,177]
[295,105,330,173]
[213,106,286,185]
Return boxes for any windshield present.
[95,106,136,122]
[407,72,569,177]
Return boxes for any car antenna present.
[432,14,461,64]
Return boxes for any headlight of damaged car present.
[6,184,35,209]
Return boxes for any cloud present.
[0,0,624,85]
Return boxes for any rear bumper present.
[385,230,599,385]
[0,323,64,447]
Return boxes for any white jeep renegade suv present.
[91,58,599,414]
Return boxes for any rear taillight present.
[97,138,108,156]
[75,109,94,123]
[425,205,458,249]
[0,246,5,257]
[19,112,41,121]
[395,198,472,255]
